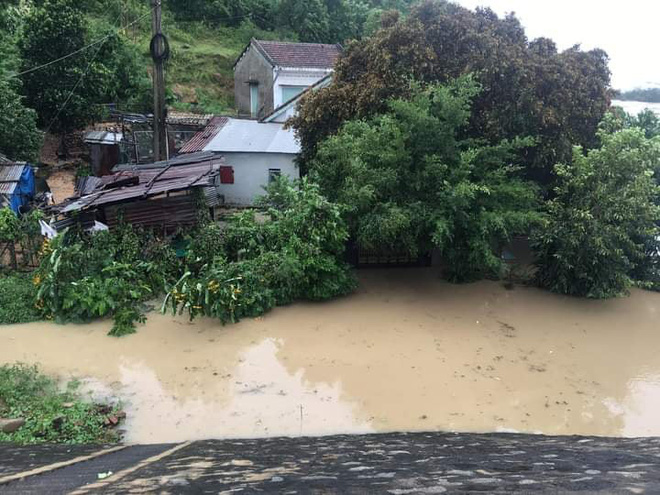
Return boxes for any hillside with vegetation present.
[618,87,660,103]
[0,0,419,163]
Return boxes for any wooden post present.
[151,0,168,162]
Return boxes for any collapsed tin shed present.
[54,152,224,231]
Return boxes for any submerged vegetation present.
[166,178,356,322]
[0,364,123,444]
[0,0,659,341]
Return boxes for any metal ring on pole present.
[150,33,170,62]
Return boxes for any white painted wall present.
[272,68,331,108]
[217,152,299,206]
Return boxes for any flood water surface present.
[1,269,660,443]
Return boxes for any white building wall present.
[272,68,331,108]
[217,152,299,206]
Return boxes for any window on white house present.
[268,168,281,183]
[281,86,306,103]
[250,83,259,117]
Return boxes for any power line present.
[43,10,128,136]
[9,8,153,80]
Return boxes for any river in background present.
[1,268,660,444]
[612,99,660,116]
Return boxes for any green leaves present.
[165,177,357,323]
[35,226,181,336]
[309,80,541,281]
[533,128,660,298]
[0,364,122,444]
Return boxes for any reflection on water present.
[1,268,660,443]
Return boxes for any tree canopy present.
[310,78,541,281]
[19,0,151,135]
[533,126,660,298]
[291,0,612,187]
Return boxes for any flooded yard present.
[1,268,660,444]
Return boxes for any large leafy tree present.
[20,0,97,134]
[0,79,42,161]
[533,127,660,298]
[310,79,541,282]
[278,0,330,43]
[0,3,42,161]
[291,0,612,187]
[20,0,151,136]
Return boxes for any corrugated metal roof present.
[203,119,299,154]
[0,153,10,164]
[84,131,123,145]
[113,151,219,172]
[58,159,222,213]
[179,117,229,154]
[167,112,213,127]
[0,164,27,195]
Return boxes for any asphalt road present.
[2,432,660,493]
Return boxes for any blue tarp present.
[8,166,35,213]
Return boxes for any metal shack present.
[0,162,36,213]
[83,131,123,176]
[55,153,223,232]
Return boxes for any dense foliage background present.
[292,0,612,188]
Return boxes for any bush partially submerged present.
[35,225,181,336]
[533,127,660,298]
[164,177,357,322]
[0,273,41,325]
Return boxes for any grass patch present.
[0,273,42,325]
[0,364,124,445]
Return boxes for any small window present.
[281,86,305,103]
[249,83,259,118]
[268,168,281,184]
[220,166,234,184]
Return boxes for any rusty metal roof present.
[58,158,222,213]
[179,117,229,154]
[0,163,27,195]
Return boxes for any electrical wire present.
[42,10,129,136]
[9,8,153,80]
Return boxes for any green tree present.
[533,127,660,298]
[618,87,660,103]
[291,0,611,186]
[278,0,330,42]
[310,79,541,281]
[20,0,151,136]
[20,0,98,134]
[0,79,42,161]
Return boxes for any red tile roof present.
[253,40,342,69]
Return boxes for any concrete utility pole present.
[151,0,168,161]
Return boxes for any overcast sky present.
[454,0,659,90]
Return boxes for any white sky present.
[454,0,660,90]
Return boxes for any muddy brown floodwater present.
[1,268,660,444]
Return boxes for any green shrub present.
[35,225,180,336]
[0,273,41,325]
[0,364,123,444]
[165,177,357,322]
[533,127,660,298]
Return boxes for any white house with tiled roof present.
[177,40,340,206]
[233,39,342,119]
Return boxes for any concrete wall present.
[217,152,299,205]
[273,69,331,108]
[234,46,274,119]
